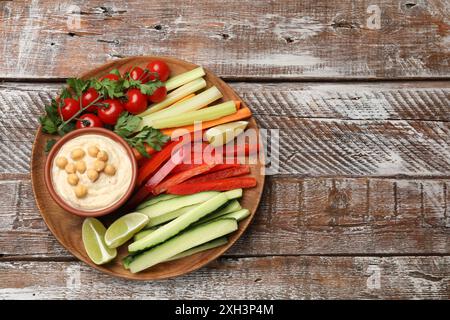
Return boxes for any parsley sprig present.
[114,112,170,158]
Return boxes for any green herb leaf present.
[57,121,76,136]
[66,78,89,98]
[92,78,124,99]
[60,87,72,99]
[113,112,169,158]
[109,69,121,76]
[44,139,57,153]
[114,112,142,138]
[40,115,59,134]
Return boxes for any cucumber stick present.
[194,200,241,225]
[151,101,236,129]
[165,67,205,92]
[220,209,250,222]
[147,203,199,227]
[139,86,222,130]
[224,189,243,200]
[137,191,219,219]
[166,237,228,262]
[133,228,156,242]
[129,218,238,273]
[139,78,206,117]
[136,194,179,210]
[129,193,229,252]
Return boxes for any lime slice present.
[205,121,248,147]
[82,218,117,265]
[105,212,149,248]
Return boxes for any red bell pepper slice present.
[151,163,215,195]
[167,177,257,195]
[136,140,180,187]
[185,165,250,184]
[144,147,186,190]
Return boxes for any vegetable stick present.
[151,101,236,129]
[162,107,252,138]
[144,148,186,190]
[167,177,257,195]
[184,165,250,184]
[136,140,180,187]
[165,67,205,91]
[139,78,206,117]
[139,86,222,130]
[152,163,215,195]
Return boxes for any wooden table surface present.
[0,0,449,299]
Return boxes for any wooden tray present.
[31,56,265,280]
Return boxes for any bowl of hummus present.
[44,128,137,217]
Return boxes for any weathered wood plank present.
[1,82,449,175]
[1,257,449,299]
[1,177,449,258]
[0,0,449,79]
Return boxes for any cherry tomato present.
[124,88,148,114]
[97,99,124,125]
[100,73,120,81]
[76,114,104,129]
[148,86,167,103]
[81,88,100,112]
[146,60,170,81]
[58,98,81,121]
[127,66,154,84]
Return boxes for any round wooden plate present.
[31,56,265,280]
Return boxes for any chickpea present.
[71,148,85,160]
[104,164,116,176]
[67,173,79,186]
[94,160,106,172]
[87,169,99,182]
[55,157,68,169]
[88,145,99,158]
[74,184,88,198]
[97,151,108,162]
[65,163,76,174]
[75,160,86,174]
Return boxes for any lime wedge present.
[205,121,248,147]
[105,212,149,248]
[82,218,117,265]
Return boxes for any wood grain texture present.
[0,0,449,79]
[1,81,449,176]
[2,176,449,258]
[1,257,449,299]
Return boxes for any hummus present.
[52,134,132,211]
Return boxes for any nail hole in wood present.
[154,24,162,30]
[67,32,76,37]
[221,33,230,40]
[283,36,294,43]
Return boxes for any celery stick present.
[139,78,206,117]
[165,67,205,91]
[138,86,223,130]
[151,101,236,129]
[166,237,228,261]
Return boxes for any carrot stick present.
[162,107,252,138]
[234,101,241,109]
